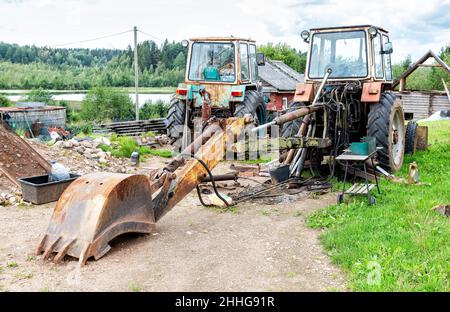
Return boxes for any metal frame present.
[337,149,381,205]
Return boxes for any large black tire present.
[233,90,266,160]
[166,97,188,152]
[405,121,418,154]
[234,90,267,129]
[281,102,306,137]
[367,92,405,172]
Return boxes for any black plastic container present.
[269,164,290,184]
[18,174,80,205]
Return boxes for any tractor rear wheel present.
[281,102,306,137]
[234,90,267,131]
[166,97,189,152]
[367,92,405,172]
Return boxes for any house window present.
[282,97,288,110]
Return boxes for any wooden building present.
[258,60,304,111]
[393,50,450,120]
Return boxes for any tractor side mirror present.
[257,53,266,66]
[383,42,393,54]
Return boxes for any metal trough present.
[18,174,80,205]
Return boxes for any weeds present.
[307,121,450,291]
[129,282,142,292]
[6,262,18,268]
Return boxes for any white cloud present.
[0,0,448,63]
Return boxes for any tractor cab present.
[300,25,394,83]
[184,37,260,85]
[174,37,264,109]
[169,37,268,151]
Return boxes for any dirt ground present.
[0,140,347,292]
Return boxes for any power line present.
[137,29,164,42]
[52,29,133,48]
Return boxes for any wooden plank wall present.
[394,92,450,120]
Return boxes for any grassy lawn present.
[307,120,450,291]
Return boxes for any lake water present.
[6,93,173,107]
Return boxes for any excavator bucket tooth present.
[36,173,156,264]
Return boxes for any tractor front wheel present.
[234,90,267,133]
[367,92,405,172]
[166,98,189,152]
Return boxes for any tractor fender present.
[361,82,382,102]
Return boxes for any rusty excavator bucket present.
[36,117,253,265]
[36,173,156,265]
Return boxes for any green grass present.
[129,282,143,292]
[100,135,173,159]
[307,120,450,292]
[6,262,18,268]
[240,156,273,165]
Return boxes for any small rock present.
[63,141,73,149]
[81,141,93,148]
[53,140,64,148]
[74,146,85,154]
[186,231,193,235]
[84,151,93,159]
[69,139,80,147]
[8,197,16,204]
[98,157,107,164]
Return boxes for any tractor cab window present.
[309,30,368,79]
[240,43,250,81]
[249,44,258,81]
[383,35,393,80]
[188,42,235,82]
[373,34,384,79]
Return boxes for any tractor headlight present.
[368,27,378,37]
[181,39,189,48]
[300,30,310,41]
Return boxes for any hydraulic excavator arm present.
[36,72,331,265]
[36,117,251,265]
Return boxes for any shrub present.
[0,94,11,107]
[139,99,169,119]
[81,87,135,122]
[23,88,54,104]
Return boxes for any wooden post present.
[399,78,406,92]
[442,78,450,104]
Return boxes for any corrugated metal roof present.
[258,60,304,92]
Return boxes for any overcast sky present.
[1,0,449,63]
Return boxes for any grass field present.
[307,120,450,291]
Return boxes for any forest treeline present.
[0,40,448,91]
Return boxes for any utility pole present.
[134,26,139,121]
